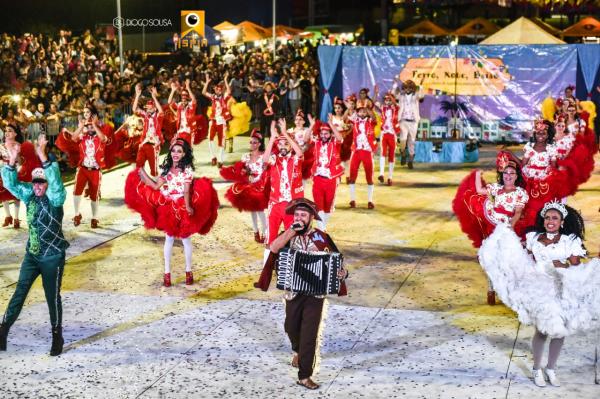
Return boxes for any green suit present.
[1,161,69,328]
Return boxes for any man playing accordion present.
[254,198,348,390]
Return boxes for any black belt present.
[80,166,99,171]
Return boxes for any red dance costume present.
[172,100,197,145]
[292,127,315,180]
[331,114,352,163]
[207,94,232,146]
[124,166,219,238]
[348,114,377,185]
[378,103,400,163]
[220,153,269,212]
[135,110,164,177]
[0,141,41,202]
[114,124,142,164]
[265,153,304,244]
[453,171,529,248]
[73,132,106,202]
[311,138,344,213]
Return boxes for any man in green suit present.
[0,134,69,356]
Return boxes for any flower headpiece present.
[540,200,568,219]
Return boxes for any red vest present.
[311,139,344,179]
[174,101,197,132]
[139,110,164,144]
[78,134,106,169]
[210,94,232,123]
[269,154,303,205]
[381,105,400,134]
[352,117,377,152]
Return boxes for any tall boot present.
[0,323,8,351]
[407,154,414,169]
[50,326,64,356]
[400,149,407,166]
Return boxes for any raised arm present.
[150,87,163,114]
[305,114,316,144]
[279,118,303,156]
[262,121,278,165]
[67,118,85,142]
[202,73,212,99]
[137,167,164,190]
[92,116,107,143]
[223,72,231,97]
[185,79,196,103]
[132,83,143,113]
[474,170,488,195]
[167,81,178,104]
[37,134,66,207]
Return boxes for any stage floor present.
[1,141,599,398]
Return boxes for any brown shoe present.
[387,178,392,186]
[13,219,20,229]
[254,232,263,243]
[367,202,375,209]
[291,353,299,368]
[91,219,99,229]
[297,378,319,390]
[217,162,223,168]
[2,216,13,227]
[349,200,356,208]
[487,290,496,306]
[211,157,217,166]
[73,214,82,227]
[377,175,384,183]
[345,177,350,185]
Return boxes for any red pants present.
[209,121,226,146]
[74,167,101,201]
[136,143,159,176]
[266,201,294,245]
[312,175,338,213]
[381,133,397,163]
[349,150,374,184]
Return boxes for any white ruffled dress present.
[478,224,600,338]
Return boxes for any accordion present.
[276,248,343,295]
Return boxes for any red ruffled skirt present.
[0,141,41,201]
[220,161,269,212]
[340,130,353,162]
[124,168,219,238]
[55,130,80,168]
[452,170,496,248]
[114,129,141,164]
[302,143,315,180]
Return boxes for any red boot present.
[13,218,20,229]
[185,271,194,285]
[163,273,172,287]
[73,214,82,227]
[349,200,356,208]
[254,232,262,243]
[377,175,384,183]
[211,157,217,166]
[2,216,13,227]
[487,290,496,306]
[367,202,375,209]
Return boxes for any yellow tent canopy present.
[562,16,600,37]
[237,21,270,42]
[399,20,449,37]
[452,18,499,37]
[480,17,565,45]
[213,21,238,32]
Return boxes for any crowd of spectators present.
[0,28,322,147]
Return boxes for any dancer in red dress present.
[308,115,345,231]
[168,79,197,145]
[452,151,529,305]
[345,103,377,209]
[373,88,400,186]
[124,139,219,287]
[203,72,231,167]
[220,129,269,243]
[113,116,143,164]
[59,104,108,228]
[261,119,304,263]
[0,124,40,228]
[132,85,164,177]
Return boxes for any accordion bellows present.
[276,248,343,296]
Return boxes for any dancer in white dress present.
[479,201,600,388]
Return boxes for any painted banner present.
[340,45,578,142]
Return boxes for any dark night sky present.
[1,0,293,34]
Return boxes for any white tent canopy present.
[480,17,565,45]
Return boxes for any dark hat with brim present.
[285,198,321,220]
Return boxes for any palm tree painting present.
[439,100,470,139]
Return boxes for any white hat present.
[31,168,47,183]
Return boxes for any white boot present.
[532,368,546,387]
[544,368,560,387]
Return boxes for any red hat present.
[383,92,396,103]
[215,82,225,90]
[345,94,357,103]
[295,109,305,119]
[181,90,189,98]
[496,151,521,173]
[333,96,344,106]
[534,118,549,132]
[146,99,155,107]
[170,137,189,148]
[319,123,332,132]
[250,128,262,140]
[554,114,566,124]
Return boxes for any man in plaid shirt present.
[0,134,69,356]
